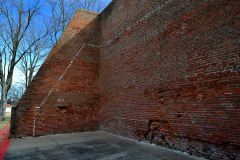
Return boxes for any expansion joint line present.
[32,44,85,137]
[39,44,85,108]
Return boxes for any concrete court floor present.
[5,131,204,160]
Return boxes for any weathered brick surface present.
[11,0,240,159]
[11,9,100,137]
[99,0,240,159]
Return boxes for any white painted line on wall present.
[32,44,86,137]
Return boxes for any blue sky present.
[102,0,112,8]
[12,0,113,86]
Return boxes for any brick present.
[10,0,240,159]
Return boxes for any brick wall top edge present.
[45,9,99,61]
[76,9,100,15]
[99,0,115,14]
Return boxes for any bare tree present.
[0,0,48,121]
[78,0,104,12]
[18,43,48,89]
[47,0,75,45]
[7,84,25,106]
[47,0,104,45]
[18,27,49,89]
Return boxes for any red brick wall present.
[11,0,240,159]
[11,9,100,137]
[99,0,240,159]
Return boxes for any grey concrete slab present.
[5,131,205,160]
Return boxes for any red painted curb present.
[0,121,9,137]
[0,122,10,160]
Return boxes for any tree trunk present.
[0,88,7,121]
[28,67,34,88]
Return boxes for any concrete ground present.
[5,131,204,160]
